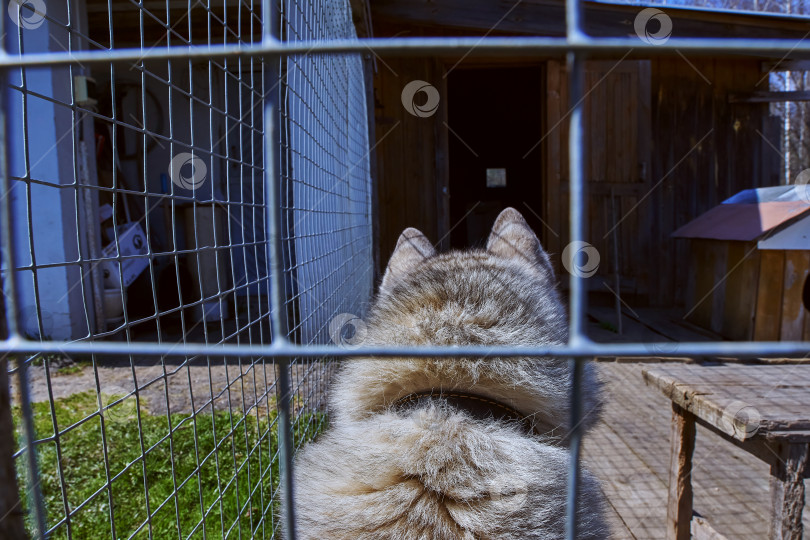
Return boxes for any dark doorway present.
[447,66,545,249]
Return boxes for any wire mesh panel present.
[2,0,810,539]
[278,0,373,461]
[281,0,373,347]
[1,0,371,538]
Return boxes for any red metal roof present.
[671,201,810,241]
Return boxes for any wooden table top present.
[642,364,810,442]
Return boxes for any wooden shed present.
[673,186,810,341]
[359,0,810,308]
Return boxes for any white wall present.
[6,0,91,340]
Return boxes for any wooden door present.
[545,59,652,299]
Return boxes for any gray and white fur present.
[291,207,607,539]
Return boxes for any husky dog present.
[292,208,607,539]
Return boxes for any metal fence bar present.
[565,34,587,540]
[1,8,48,538]
[564,0,586,533]
[3,339,810,359]
[566,0,584,40]
[13,356,47,538]
[262,0,296,538]
[3,2,283,538]
[5,36,810,68]
[2,1,810,538]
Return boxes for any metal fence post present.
[565,0,587,536]
[0,11,46,536]
[0,354,27,539]
[263,1,296,538]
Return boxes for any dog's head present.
[380,206,558,302]
[331,207,600,437]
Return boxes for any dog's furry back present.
[292,208,607,539]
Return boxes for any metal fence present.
[2,0,810,539]
[0,0,371,538]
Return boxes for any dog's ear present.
[487,207,555,278]
[380,227,436,293]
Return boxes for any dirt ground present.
[11,355,336,418]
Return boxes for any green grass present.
[14,391,326,539]
[50,361,90,376]
[27,355,90,375]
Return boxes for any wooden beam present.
[433,60,451,251]
[667,403,696,540]
[769,442,809,539]
[692,415,795,468]
[371,0,810,40]
[729,91,810,104]
[761,60,810,72]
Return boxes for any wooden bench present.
[643,364,810,540]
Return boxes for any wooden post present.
[610,186,622,335]
[667,402,696,540]
[769,442,809,540]
[0,356,27,539]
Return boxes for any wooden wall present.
[755,249,810,342]
[543,56,781,307]
[373,53,782,307]
[686,239,810,341]
[543,59,653,298]
[648,57,781,307]
[373,57,449,271]
[686,239,760,340]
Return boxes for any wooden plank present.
[374,56,401,263]
[688,239,716,331]
[374,57,443,262]
[761,60,810,72]
[432,59,451,251]
[586,182,655,196]
[594,62,609,184]
[587,64,607,283]
[635,62,652,299]
[692,515,729,540]
[578,61,651,294]
[805,306,810,342]
[805,252,810,340]
[364,58,382,280]
[621,67,633,185]
[544,59,562,272]
[558,61,571,258]
[729,91,810,103]
[755,250,786,341]
[625,307,714,345]
[370,0,810,41]
[769,442,809,539]
[601,497,635,540]
[643,365,810,440]
[584,422,669,539]
[780,251,810,341]
[584,364,671,539]
[722,241,759,341]
[667,403,696,540]
[710,242,728,335]
[587,363,810,538]
[693,414,783,467]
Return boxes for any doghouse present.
[673,186,810,341]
